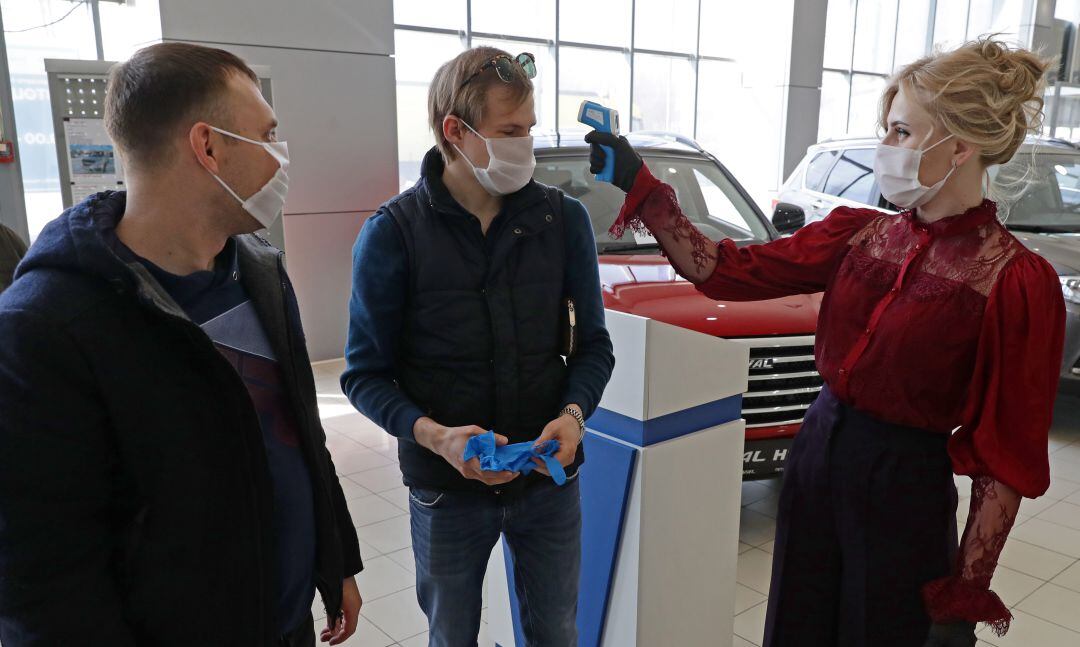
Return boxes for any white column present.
[1022,0,1059,49]
[779,0,829,181]
[158,0,399,360]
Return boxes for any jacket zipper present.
[566,299,576,357]
[276,254,338,618]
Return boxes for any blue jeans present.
[409,476,582,647]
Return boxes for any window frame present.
[820,0,1032,140]
[821,0,941,139]
[393,0,735,140]
[803,150,841,194]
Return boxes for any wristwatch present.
[561,406,586,440]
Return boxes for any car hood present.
[1011,231,1080,275]
[599,255,821,337]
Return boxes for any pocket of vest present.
[559,298,576,358]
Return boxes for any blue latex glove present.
[463,431,567,485]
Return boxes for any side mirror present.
[772,203,806,235]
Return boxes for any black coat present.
[0,192,362,646]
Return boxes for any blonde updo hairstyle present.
[879,38,1052,168]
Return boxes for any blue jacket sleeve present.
[340,212,425,441]
[560,196,616,419]
[0,308,137,645]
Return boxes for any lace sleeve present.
[609,164,718,283]
[922,476,1019,636]
[633,182,719,283]
[921,251,1065,637]
[609,164,878,300]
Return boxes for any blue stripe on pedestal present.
[499,396,738,646]
[577,432,638,647]
[502,544,527,647]
[500,432,638,647]
[587,393,743,447]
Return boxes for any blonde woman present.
[587,39,1065,647]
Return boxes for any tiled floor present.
[312,360,1080,647]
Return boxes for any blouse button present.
[864,328,871,335]
[839,368,847,375]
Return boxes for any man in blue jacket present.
[342,47,615,646]
[0,43,363,646]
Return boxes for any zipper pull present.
[567,300,576,327]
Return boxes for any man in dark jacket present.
[0,43,363,646]
[342,47,615,646]
[0,222,26,294]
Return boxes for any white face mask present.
[206,125,290,229]
[452,119,535,196]
[874,134,957,210]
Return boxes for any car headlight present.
[1061,276,1080,305]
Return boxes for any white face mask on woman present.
[873,134,956,209]
[452,118,535,196]
[206,125,290,229]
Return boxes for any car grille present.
[732,336,823,428]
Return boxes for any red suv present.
[534,132,820,479]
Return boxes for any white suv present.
[775,136,890,225]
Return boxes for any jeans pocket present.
[409,487,447,509]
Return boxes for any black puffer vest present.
[384,148,580,492]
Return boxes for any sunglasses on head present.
[459,52,537,90]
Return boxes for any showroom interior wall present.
[158,0,399,362]
[392,0,1061,209]
[0,0,396,361]
[392,0,810,211]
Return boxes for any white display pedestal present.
[485,310,749,647]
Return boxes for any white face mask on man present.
[873,133,956,209]
[205,125,290,229]
[452,118,535,196]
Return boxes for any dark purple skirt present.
[763,386,959,647]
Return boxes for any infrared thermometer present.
[578,100,620,183]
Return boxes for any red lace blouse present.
[613,165,1066,635]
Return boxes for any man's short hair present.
[104,42,258,171]
[428,47,534,161]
